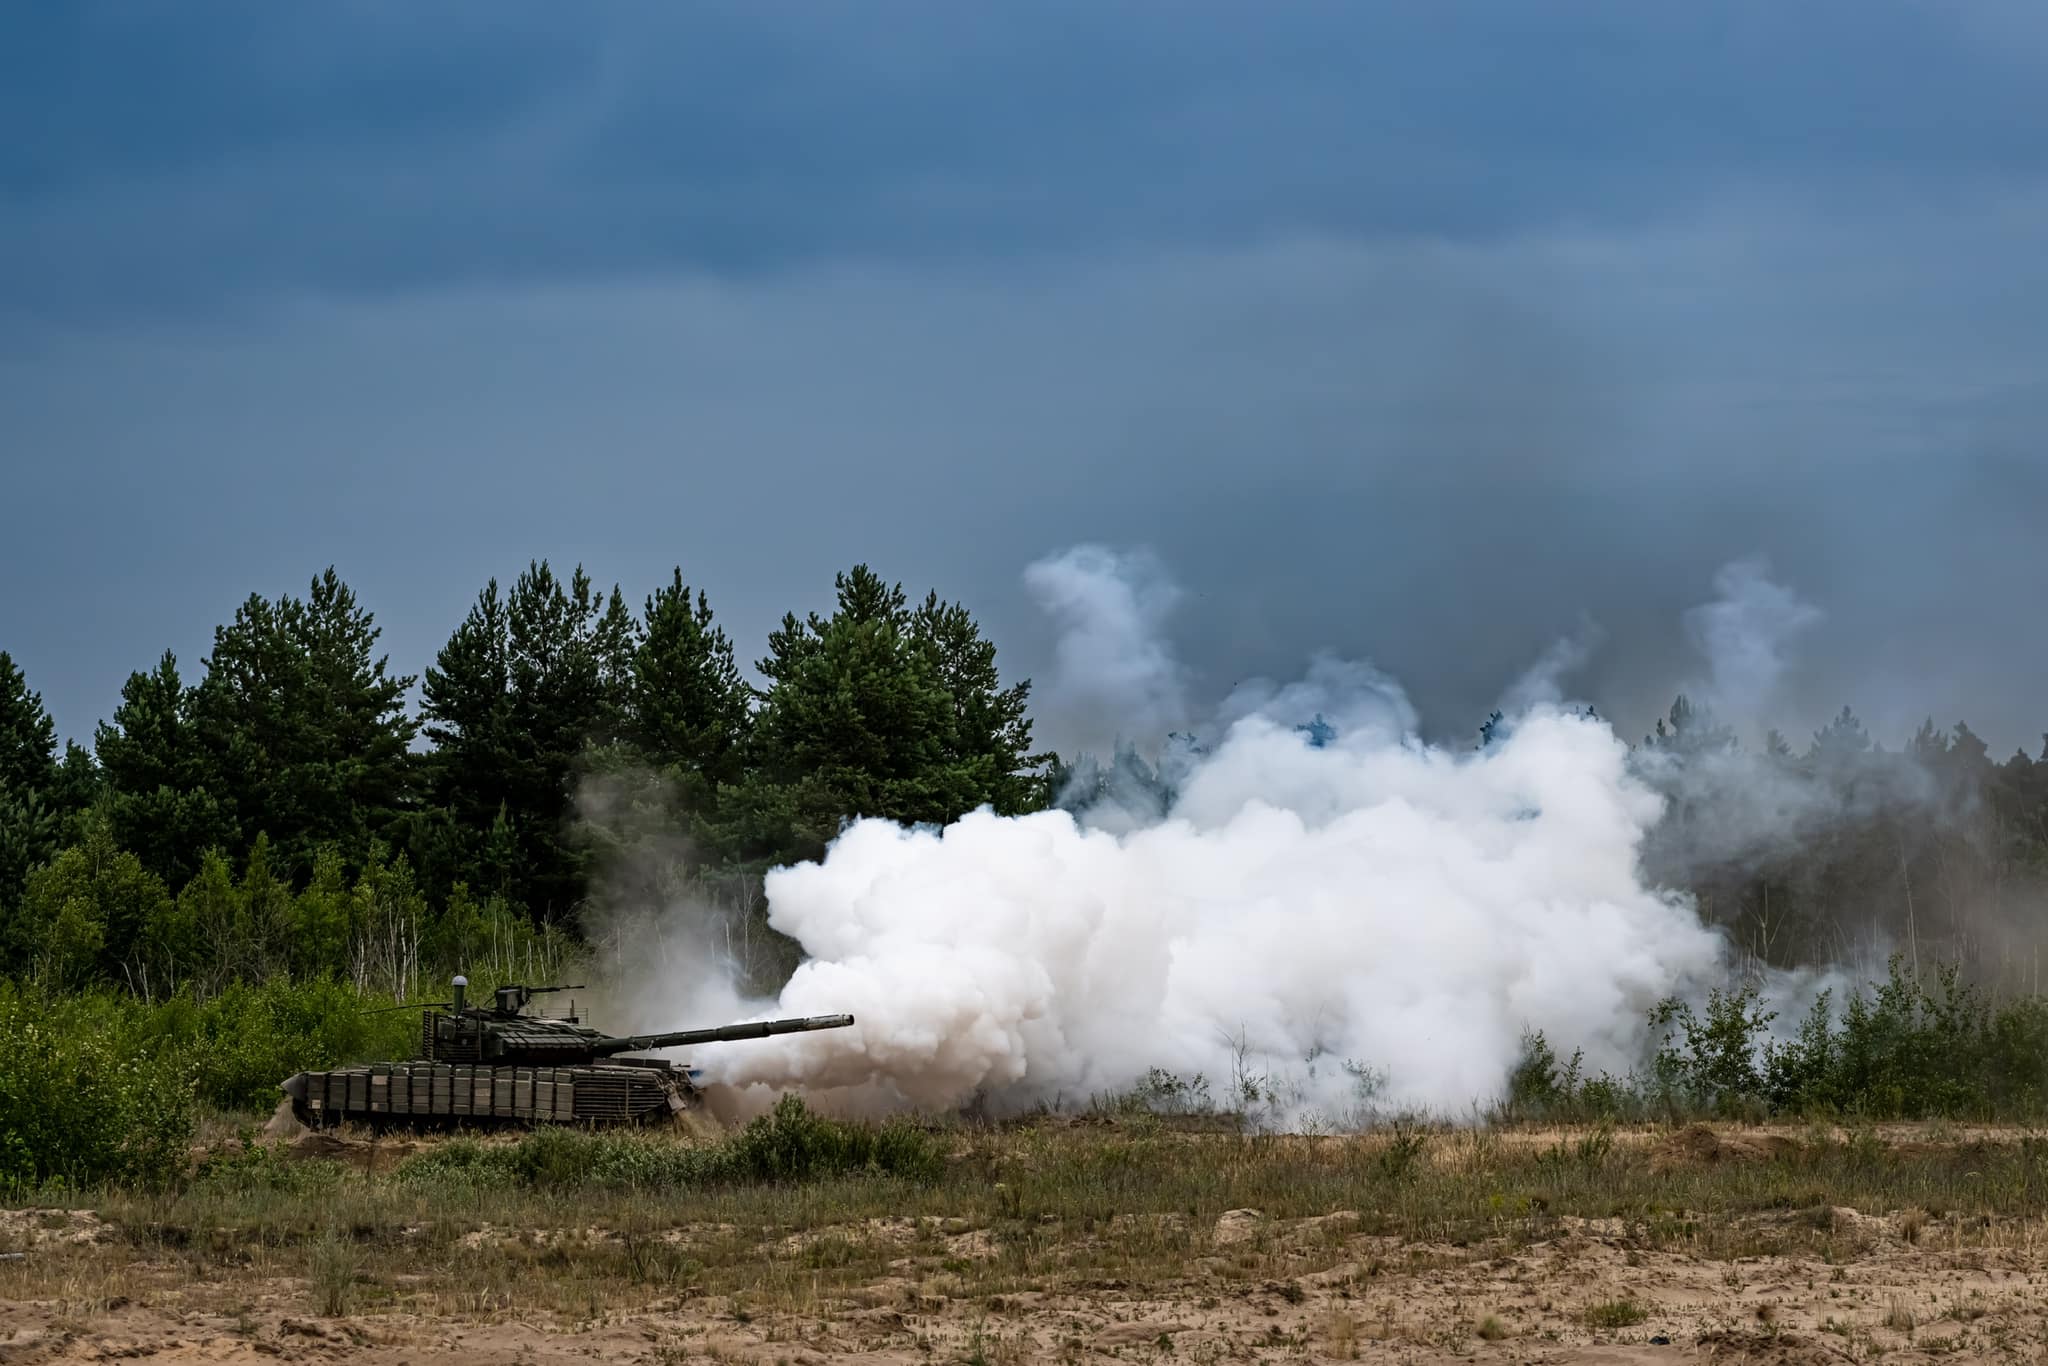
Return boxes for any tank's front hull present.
[280,1060,697,1129]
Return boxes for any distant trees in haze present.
[1633,692,2048,992]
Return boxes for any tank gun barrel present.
[595,1012,856,1056]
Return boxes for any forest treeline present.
[2,561,2047,1007]
[1629,696,2048,993]
[0,561,1047,1000]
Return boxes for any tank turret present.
[280,976,855,1130]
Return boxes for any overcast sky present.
[4,1,2046,759]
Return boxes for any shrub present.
[0,981,194,1190]
[718,1093,946,1184]
[129,976,420,1112]
[1501,957,2048,1127]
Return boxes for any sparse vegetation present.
[1505,957,2048,1125]
[5,1106,2047,1358]
[308,1224,359,1316]
[397,1093,946,1191]
[1583,1299,1647,1329]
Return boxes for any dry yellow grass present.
[5,1114,2048,1361]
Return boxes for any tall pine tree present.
[738,565,1046,864]
[0,651,59,800]
[629,569,752,798]
[910,590,1048,815]
[186,569,418,880]
[420,561,637,923]
[93,651,232,890]
[0,651,64,909]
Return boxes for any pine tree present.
[740,565,1044,864]
[421,561,638,923]
[910,590,1048,814]
[0,651,65,909]
[186,569,418,879]
[1642,694,1737,756]
[93,651,233,890]
[0,651,59,800]
[629,569,752,795]
[743,566,946,860]
[50,741,101,838]
[1807,705,1873,764]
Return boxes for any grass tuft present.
[1583,1299,1647,1330]
[308,1226,358,1317]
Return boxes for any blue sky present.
[4,2,2046,755]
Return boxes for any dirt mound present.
[1212,1209,1264,1246]
[0,1207,111,1249]
[278,1128,422,1172]
[1650,1123,1801,1172]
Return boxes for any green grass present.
[13,952,2048,1195]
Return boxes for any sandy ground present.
[7,1208,2045,1363]
[6,1124,2048,1364]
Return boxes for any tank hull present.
[280,1058,702,1130]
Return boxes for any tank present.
[279,976,855,1130]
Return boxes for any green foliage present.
[11,557,1042,998]
[721,1092,947,1184]
[419,561,638,921]
[740,564,1049,864]
[0,651,68,910]
[190,1131,344,1193]
[0,973,447,1190]
[3,813,173,989]
[0,980,194,1190]
[93,651,233,891]
[1648,982,1776,1119]
[188,569,419,882]
[1502,957,2048,1125]
[630,569,752,801]
[398,1094,946,1192]
[1503,1028,1623,1123]
[0,787,62,929]
[130,977,422,1113]
[0,650,60,803]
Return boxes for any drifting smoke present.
[681,545,1796,1125]
[1680,555,1824,723]
[1632,559,1935,882]
[1022,545,1191,754]
[1497,615,1606,717]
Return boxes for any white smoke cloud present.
[1497,615,1606,717]
[1217,652,1418,746]
[1022,544,1189,752]
[688,546,1742,1123]
[1683,555,1824,720]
